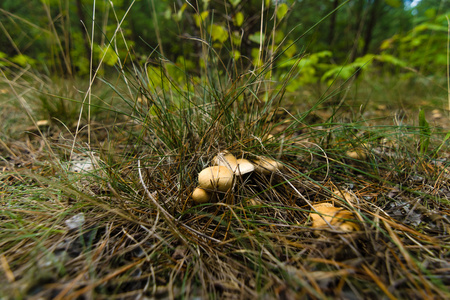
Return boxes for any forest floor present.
[0,75,449,299]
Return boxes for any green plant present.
[380,12,450,76]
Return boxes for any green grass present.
[1,2,450,299]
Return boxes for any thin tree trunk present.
[362,0,381,56]
[349,0,366,62]
[75,0,91,61]
[328,0,339,46]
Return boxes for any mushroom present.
[253,157,283,174]
[346,143,369,160]
[198,166,234,192]
[36,120,50,127]
[191,187,212,203]
[212,151,238,172]
[246,198,263,210]
[213,152,255,176]
[309,203,360,232]
[235,158,255,176]
[346,150,367,160]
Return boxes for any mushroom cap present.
[235,158,255,176]
[36,120,50,127]
[212,151,238,172]
[192,187,212,203]
[246,198,263,210]
[309,203,360,232]
[253,157,283,174]
[346,150,367,160]
[198,166,234,192]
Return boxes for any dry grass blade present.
[58,258,146,300]
[362,265,397,300]
[0,255,15,283]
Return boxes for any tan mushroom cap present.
[212,152,255,176]
[198,166,234,192]
[246,198,263,210]
[212,151,238,172]
[192,187,212,203]
[235,158,255,175]
[346,150,367,160]
[253,157,283,174]
[309,203,360,232]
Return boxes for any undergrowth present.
[0,1,449,299]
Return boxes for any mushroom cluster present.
[191,151,283,203]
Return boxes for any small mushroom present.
[235,158,255,176]
[246,198,263,210]
[191,187,212,203]
[309,203,360,232]
[212,151,238,172]
[253,157,283,174]
[346,143,369,160]
[36,120,50,127]
[198,166,234,192]
[346,150,367,160]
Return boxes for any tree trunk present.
[362,0,381,56]
[75,0,91,61]
[348,0,366,62]
[328,0,339,46]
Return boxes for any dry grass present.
[0,73,449,299]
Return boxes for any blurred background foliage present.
[0,0,448,85]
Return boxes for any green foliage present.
[70,32,90,75]
[375,53,407,67]
[10,54,36,67]
[249,32,264,44]
[320,53,410,84]
[234,12,244,27]
[276,3,289,20]
[380,12,450,75]
[433,131,450,157]
[0,51,7,67]
[96,45,119,67]
[210,24,229,43]
[0,0,447,86]
[194,11,209,27]
[322,54,374,84]
[229,0,241,8]
[172,3,188,22]
[385,0,402,8]
[279,51,333,91]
